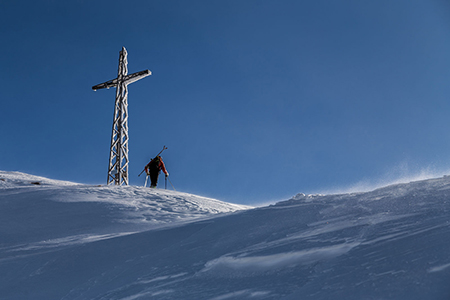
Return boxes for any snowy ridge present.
[0,171,251,251]
[0,171,79,188]
[1,171,450,299]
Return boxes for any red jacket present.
[158,159,168,175]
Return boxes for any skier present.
[144,156,169,188]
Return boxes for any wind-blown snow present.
[1,171,450,299]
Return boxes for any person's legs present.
[150,170,159,187]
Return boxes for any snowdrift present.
[1,171,450,299]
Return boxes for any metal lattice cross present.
[92,47,151,185]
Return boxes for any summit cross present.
[92,47,151,186]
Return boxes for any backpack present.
[148,156,161,171]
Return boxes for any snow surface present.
[1,171,450,299]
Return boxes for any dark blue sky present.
[2,0,450,204]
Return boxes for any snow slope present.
[0,171,250,247]
[1,171,450,299]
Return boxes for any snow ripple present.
[202,242,360,274]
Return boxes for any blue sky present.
[2,0,450,204]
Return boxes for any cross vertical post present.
[92,47,151,185]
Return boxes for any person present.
[145,156,169,188]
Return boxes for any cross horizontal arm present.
[92,70,152,91]
[123,69,152,85]
[92,78,118,91]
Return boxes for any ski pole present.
[168,177,176,191]
[165,176,167,190]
